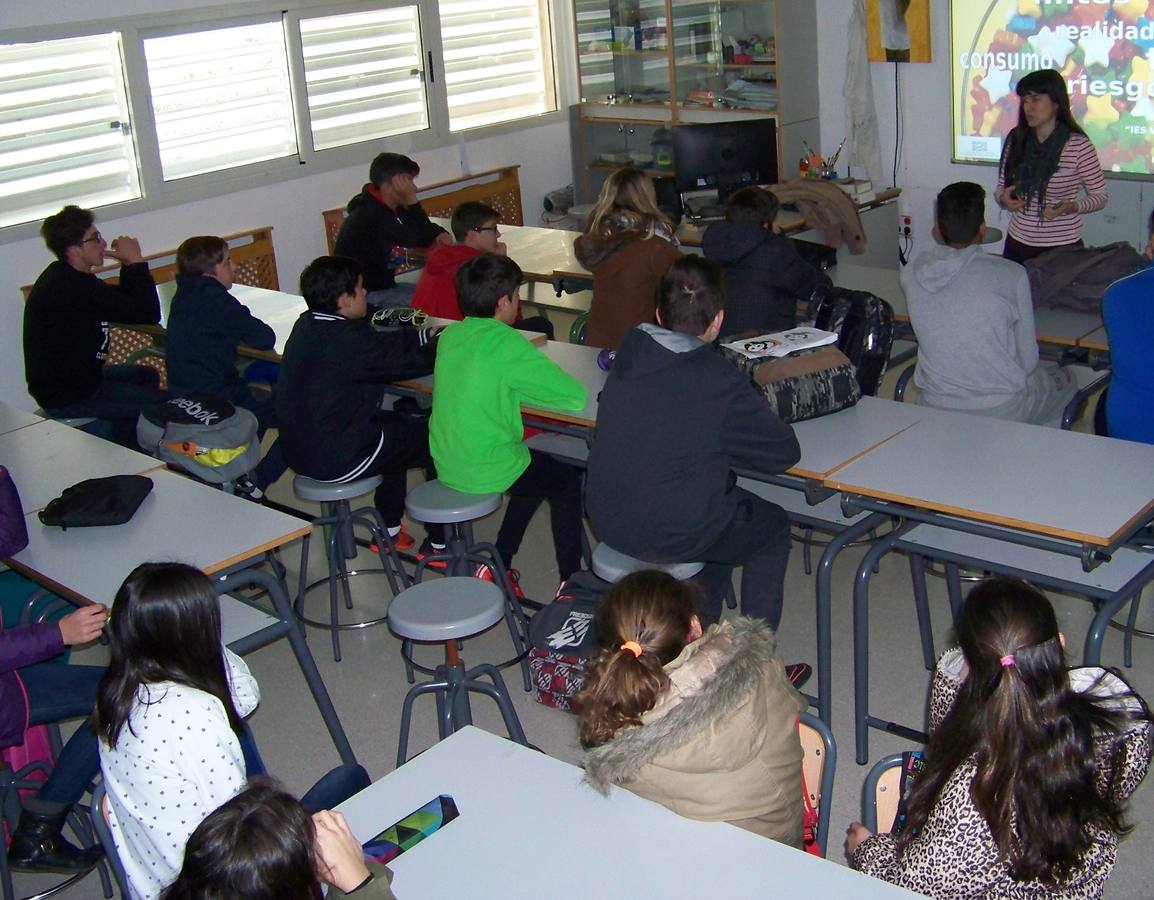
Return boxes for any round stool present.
[404,480,531,691]
[293,474,410,662]
[388,578,528,766]
[591,543,704,583]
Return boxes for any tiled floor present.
[21,348,1154,899]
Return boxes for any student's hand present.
[998,187,1027,212]
[106,236,145,264]
[58,604,108,646]
[845,822,873,857]
[312,810,372,892]
[434,231,453,247]
[1043,199,1074,220]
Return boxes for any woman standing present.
[995,69,1107,264]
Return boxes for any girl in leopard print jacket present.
[847,577,1151,899]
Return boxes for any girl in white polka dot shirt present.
[93,563,260,900]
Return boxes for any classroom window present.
[440,0,557,131]
[143,22,298,181]
[298,7,429,152]
[0,33,141,229]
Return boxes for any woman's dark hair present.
[657,255,724,336]
[575,570,698,747]
[299,256,362,313]
[162,779,322,900]
[1000,69,1087,196]
[94,562,244,748]
[897,577,1149,885]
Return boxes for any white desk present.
[0,406,46,436]
[338,726,923,899]
[786,396,923,481]
[155,281,304,360]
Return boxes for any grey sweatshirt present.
[901,244,1039,410]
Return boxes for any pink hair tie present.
[999,654,1016,668]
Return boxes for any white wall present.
[815,0,1153,261]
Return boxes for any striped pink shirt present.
[997,132,1107,247]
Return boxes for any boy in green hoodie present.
[429,254,587,594]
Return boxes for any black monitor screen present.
[671,118,778,201]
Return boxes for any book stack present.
[835,177,875,205]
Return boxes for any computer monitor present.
[671,118,778,203]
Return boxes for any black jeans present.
[361,412,438,533]
[46,364,164,450]
[495,450,583,581]
[234,386,288,492]
[691,488,791,631]
[21,662,104,809]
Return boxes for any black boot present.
[7,807,103,874]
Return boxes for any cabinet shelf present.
[676,61,776,69]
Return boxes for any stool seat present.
[405,480,501,524]
[592,543,704,582]
[293,474,384,502]
[388,578,506,642]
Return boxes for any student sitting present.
[902,181,1074,424]
[276,256,440,552]
[579,571,806,846]
[23,205,163,447]
[702,186,832,336]
[429,254,587,593]
[848,577,1151,898]
[4,603,107,874]
[585,256,800,630]
[162,781,395,900]
[166,236,286,497]
[574,167,682,349]
[333,152,450,309]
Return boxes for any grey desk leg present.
[854,521,917,765]
[1084,563,1154,667]
[216,567,357,766]
[812,512,889,727]
[908,554,935,669]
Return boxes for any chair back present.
[798,711,836,857]
[89,780,132,899]
[861,752,906,833]
[813,287,895,396]
[569,311,589,345]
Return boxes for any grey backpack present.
[136,395,260,485]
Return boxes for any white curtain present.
[844,0,883,186]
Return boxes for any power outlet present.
[899,214,913,237]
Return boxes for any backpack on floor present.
[136,394,260,486]
[528,571,609,711]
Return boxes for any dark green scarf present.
[1012,121,1070,216]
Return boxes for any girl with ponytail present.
[848,577,1152,898]
[578,570,805,846]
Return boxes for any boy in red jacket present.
[412,201,506,320]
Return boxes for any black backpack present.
[812,286,895,397]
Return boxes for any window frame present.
[0,0,567,244]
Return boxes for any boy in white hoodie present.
[901,182,1073,425]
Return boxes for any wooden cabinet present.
[571,0,818,203]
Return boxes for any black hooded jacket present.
[333,185,447,292]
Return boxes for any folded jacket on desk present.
[39,475,153,529]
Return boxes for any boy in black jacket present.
[167,236,285,496]
[276,256,440,549]
[333,152,450,309]
[586,256,800,629]
[23,205,163,447]
[702,187,831,337]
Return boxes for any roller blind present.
[143,21,298,181]
[439,0,555,131]
[299,7,429,152]
[0,33,141,229]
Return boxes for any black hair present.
[93,562,244,748]
[656,255,724,336]
[455,253,522,318]
[41,205,94,260]
[935,182,986,246]
[898,577,1150,886]
[1001,69,1087,192]
[451,201,500,242]
[299,256,362,313]
[161,779,322,900]
[724,186,779,226]
[369,152,420,187]
[177,236,229,278]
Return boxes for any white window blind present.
[299,8,429,152]
[143,22,297,181]
[439,0,555,131]
[0,33,140,230]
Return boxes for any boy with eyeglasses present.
[23,205,163,447]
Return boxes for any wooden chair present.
[861,752,906,833]
[322,165,523,253]
[799,711,837,857]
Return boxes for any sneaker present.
[785,662,812,690]
[233,476,265,503]
[369,525,414,555]
[474,563,525,600]
[416,538,448,570]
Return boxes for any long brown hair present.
[584,167,672,240]
[898,577,1148,886]
[575,570,697,747]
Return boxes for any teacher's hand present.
[1043,200,1074,220]
[999,187,1027,212]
